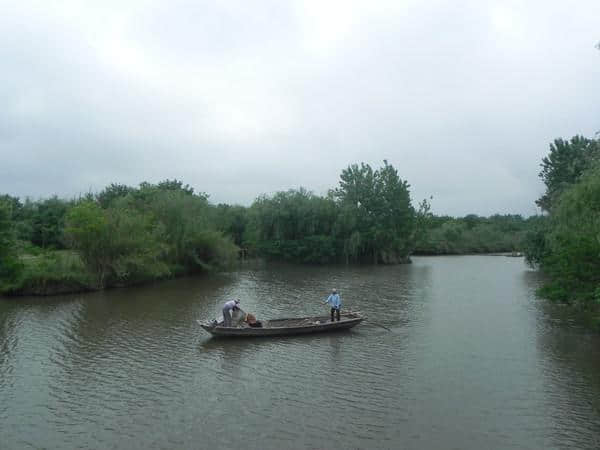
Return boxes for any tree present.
[143,189,211,265]
[522,216,550,267]
[31,196,68,249]
[65,200,171,288]
[536,136,600,211]
[96,183,134,208]
[0,199,23,292]
[246,188,338,263]
[334,161,415,263]
[0,194,22,215]
[375,161,415,260]
[412,197,433,250]
[524,134,600,305]
[213,204,248,247]
[536,164,600,304]
[64,201,112,288]
[157,179,197,197]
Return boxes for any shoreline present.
[2,253,525,298]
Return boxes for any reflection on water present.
[0,257,599,449]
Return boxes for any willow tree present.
[245,188,338,263]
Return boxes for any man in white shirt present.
[222,299,240,327]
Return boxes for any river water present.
[1,256,599,449]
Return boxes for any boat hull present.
[200,314,363,337]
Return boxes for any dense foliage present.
[0,199,23,291]
[0,159,549,297]
[334,162,416,263]
[244,161,418,264]
[1,162,428,294]
[536,136,600,212]
[245,188,339,263]
[0,180,238,295]
[415,214,532,255]
[524,135,600,306]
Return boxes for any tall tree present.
[31,196,68,249]
[536,136,600,211]
[538,163,600,304]
[64,201,112,288]
[213,204,248,247]
[334,161,415,263]
[0,199,23,291]
[96,183,134,208]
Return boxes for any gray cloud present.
[1,0,599,216]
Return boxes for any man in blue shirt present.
[326,288,342,322]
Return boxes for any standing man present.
[326,289,341,322]
[222,299,240,327]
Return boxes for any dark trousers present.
[331,308,340,322]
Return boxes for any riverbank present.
[2,251,526,298]
[1,250,267,298]
[2,250,182,297]
[2,250,513,298]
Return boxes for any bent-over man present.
[222,299,240,327]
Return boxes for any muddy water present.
[1,256,599,449]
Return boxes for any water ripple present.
[1,258,600,449]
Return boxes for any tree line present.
[5,146,593,301]
[0,180,239,294]
[414,213,535,255]
[245,162,422,264]
[0,162,429,295]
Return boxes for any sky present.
[1,0,599,216]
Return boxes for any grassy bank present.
[13,250,92,295]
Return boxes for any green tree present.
[64,201,112,288]
[524,135,600,306]
[0,194,22,215]
[414,213,528,255]
[144,189,211,266]
[129,185,238,271]
[334,161,415,263]
[522,216,550,267]
[65,200,171,288]
[246,188,338,263]
[213,204,248,247]
[96,183,134,208]
[31,196,68,249]
[536,136,600,211]
[157,179,197,196]
[0,199,23,292]
[9,196,69,249]
[537,164,600,304]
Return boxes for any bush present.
[9,251,91,295]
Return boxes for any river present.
[1,256,599,449]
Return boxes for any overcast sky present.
[1,1,599,216]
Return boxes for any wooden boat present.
[199,312,363,337]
